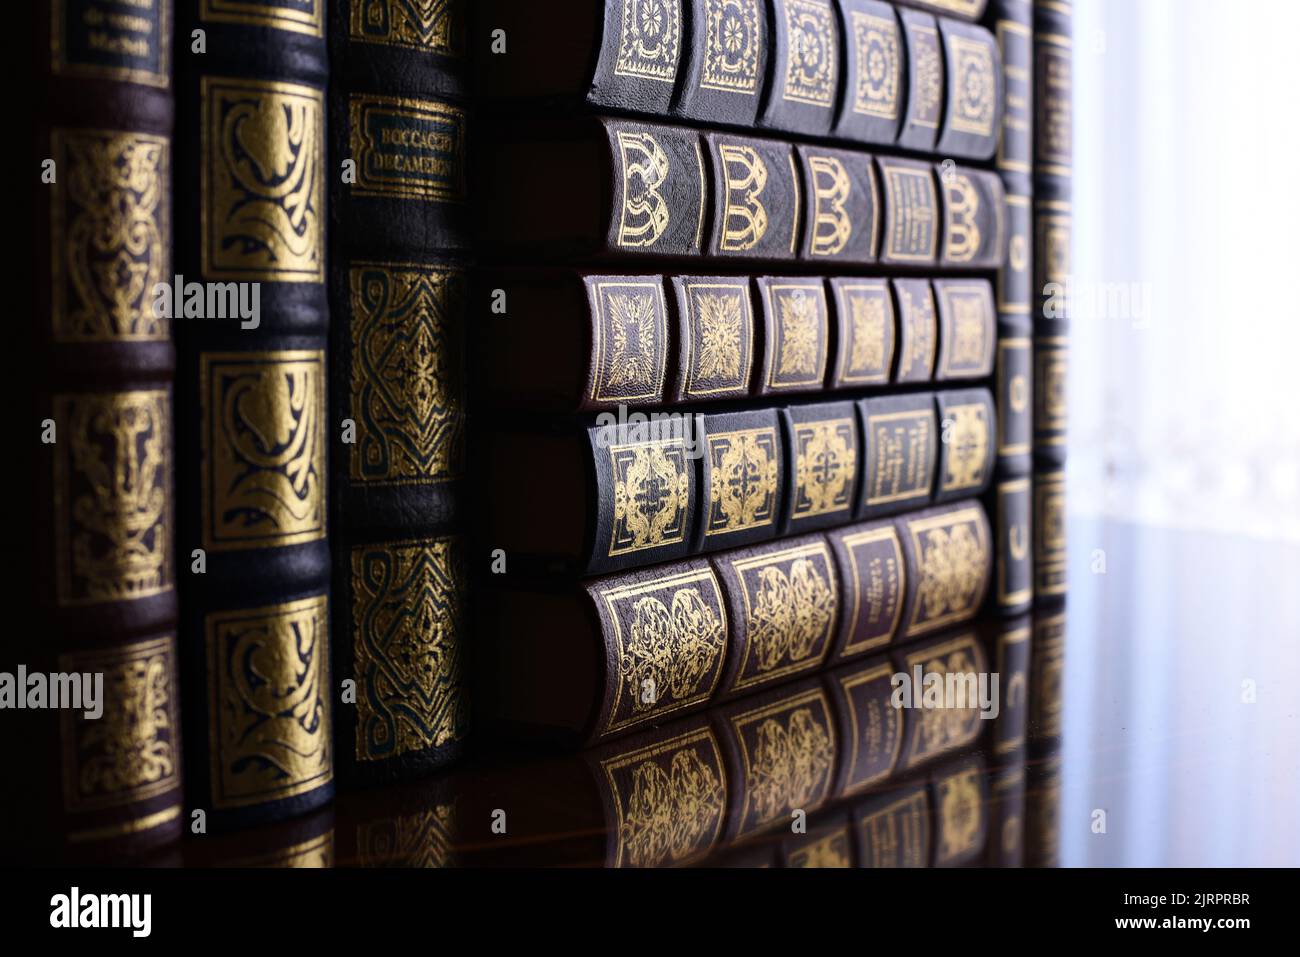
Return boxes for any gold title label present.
[200,0,324,37]
[352,538,469,762]
[207,596,332,809]
[730,688,836,835]
[349,0,462,54]
[949,35,996,136]
[599,569,728,735]
[850,11,900,119]
[681,281,752,399]
[895,280,937,381]
[53,390,173,606]
[608,439,691,556]
[936,765,983,863]
[701,0,761,93]
[1035,339,1069,439]
[857,791,929,866]
[882,162,937,262]
[1036,38,1073,176]
[52,0,169,86]
[600,728,727,867]
[903,635,984,765]
[200,351,326,551]
[792,417,857,519]
[590,280,670,404]
[615,131,672,249]
[781,0,837,108]
[837,662,903,791]
[716,142,770,252]
[943,172,983,264]
[806,154,853,257]
[614,0,682,82]
[729,541,837,691]
[51,129,169,343]
[767,282,829,390]
[997,480,1033,606]
[59,636,180,814]
[835,282,891,385]
[705,427,779,537]
[997,338,1032,456]
[1035,471,1067,595]
[904,507,989,636]
[349,94,466,203]
[350,263,464,485]
[866,409,933,507]
[940,401,990,493]
[836,527,904,658]
[788,827,852,867]
[202,76,324,282]
[909,24,943,129]
[937,284,994,378]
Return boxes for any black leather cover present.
[174,0,333,829]
[669,274,758,404]
[704,131,800,262]
[696,407,786,553]
[755,276,832,395]
[795,144,880,265]
[877,156,940,267]
[895,502,992,639]
[892,277,939,382]
[825,518,905,661]
[759,0,843,137]
[674,0,769,126]
[991,0,1033,179]
[933,278,996,380]
[934,386,997,504]
[588,0,686,114]
[895,0,989,18]
[780,399,861,535]
[858,391,937,518]
[896,7,944,151]
[1034,324,1068,462]
[939,164,1006,269]
[833,0,906,145]
[992,476,1033,614]
[829,278,894,388]
[1033,465,1066,599]
[935,15,1003,160]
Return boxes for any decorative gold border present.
[51,0,170,87]
[681,281,754,398]
[837,525,904,657]
[200,0,324,38]
[903,507,990,637]
[997,337,1032,455]
[996,478,1033,606]
[590,280,670,404]
[764,280,828,389]
[833,281,891,386]
[838,661,902,793]
[864,408,933,506]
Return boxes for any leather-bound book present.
[173,0,333,829]
[991,475,1034,614]
[892,278,939,382]
[328,0,472,785]
[480,499,993,745]
[1033,464,1066,600]
[696,407,786,553]
[857,391,938,519]
[670,273,758,403]
[935,15,1003,161]
[933,278,997,381]
[794,144,882,265]
[934,386,997,504]
[828,277,895,389]
[834,0,906,145]
[895,6,944,152]
[755,277,833,394]
[21,0,182,858]
[758,0,842,137]
[895,0,990,20]
[780,399,861,535]
[673,0,770,127]
[939,165,1007,269]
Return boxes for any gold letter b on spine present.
[719,144,768,252]
[944,174,982,264]
[616,132,671,249]
[808,155,852,256]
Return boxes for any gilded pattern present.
[943,174,983,264]
[609,440,691,556]
[910,25,943,128]
[592,281,669,403]
[733,691,836,831]
[201,0,324,37]
[601,729,726,867]
[684,283,750,397]
[883,164,938,262]
[941,285,992,376]
[717,143,769,252]
[866,410,933,505]
[937,767,983,861]
[769,284,827,389]
[788,829,852,867]
[835,283,890,385]
[950,35,996,136]
[701,0,761,93]
[906,640,983,763]
[614,0,682,82]
[351,539,469,762]
[781,0,836,108]
[792,419,856,518]
[941,402,989,492]
[616,132,672,249]
[1035,472,1067,595]
[351,263,464,485]
[806,155,852,257]
[51,130,169,343]
[850,12,900,119]
[357,804,457,868]
[896,281,937,379]
[349,0,461,54]
[51,0,169,86]
[731,543,837,689]
[201,351,326,550]
[201,77,324,281]
[53,391,172,606]
[600,570,728,733]
[348,95,466,202]
[206,595,333,809]
[706,427,779,536]
[907,510,988,634]
[838,530,904,658]
[59,637,180,813]
[858,792,928,866]
[1036,342,1069,435]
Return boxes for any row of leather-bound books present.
[18,0,1070,864]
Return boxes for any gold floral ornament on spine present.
[351,538,469,762]
[349,0,461,54]
[201,76,324,282]
[51,130,169,343]
[206,595,333,809]
[201,351,326,550]
[701,0,761,93]
[53,391,173,606]
[614,0,682,82]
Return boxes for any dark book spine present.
[892,0,990,22]
[24,0,182,858]
[480,271,997,412]
[480,117,1004,266]
[327,1,472,785]
[173,0,333,829]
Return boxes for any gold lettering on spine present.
[717,144,769,252]
[206,596,333,809]
[51,0,170,87]
[200,351,326,550]
[53,390,173,606]
[911,26,943,128]
[616,132,672,249]
[348,95,467,202]
[51,129,169,343]
[850,12,900,118]
[351,538,469,762]
[201,77,324,282]
[781,0,837,107]
[615,0,682,81]
[883,164,937,262]
[201,0,324,37]
[701,0,761,93]
[807,155,852,257]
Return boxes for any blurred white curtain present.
[1071,0,1300,543]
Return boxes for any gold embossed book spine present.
[11,0,183,861]
[327,0,471,784]
[173,0,334,828]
